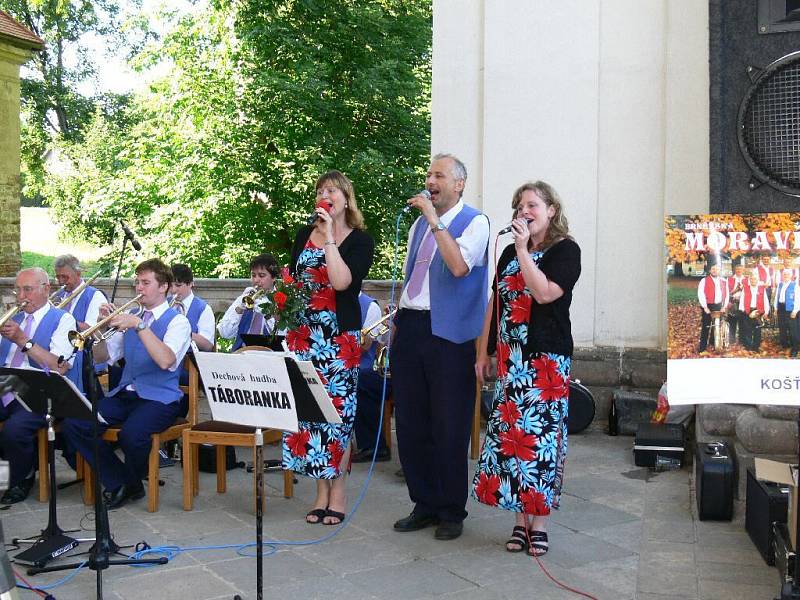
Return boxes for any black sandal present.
[306,508,327,524]
[527,530,549,556]
[323,509,345,526]
[505,525,529,553]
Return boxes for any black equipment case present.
[746,467,789,565]
[695,441,736,521]
[633,423,685,468]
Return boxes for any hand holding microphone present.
[498,218,533,235]
[402,189,432,214]
[307,199,334,226]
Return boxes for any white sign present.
[195,351,303,432]
[293,359,342,424]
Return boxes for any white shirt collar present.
[438,199,465,226]
[147,300,171,320]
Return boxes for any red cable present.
[490,236,597,600]
[12,567,47,598]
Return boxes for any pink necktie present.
[9,315,34,368]
[406,229,437,300]
[141,311,153,327]
[249,311,265,334]
[175,302,185,315]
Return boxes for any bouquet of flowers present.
[258,267,309,334]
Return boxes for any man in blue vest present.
[61,259,191,509]
[0,267,80,504]
[391,154,489,540]
[53,254,106,331]
[217,253,279,351]
[352,292,392,463]
[773,268,800,356]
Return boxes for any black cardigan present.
[289,226,375,332]
[488,238,581,357]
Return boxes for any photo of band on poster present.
[666,213,800,406]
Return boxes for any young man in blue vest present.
[0,267,80,504]
[392,153,489,540]
[217,253,279,351]
[61,259,191,509]
[53,254,106,331]
[352,292,392,463]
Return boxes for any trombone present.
[55,270,102,310]
[0,301,29,328]
[242,288,267,310]
[48,285,66,304]
[68,295,144,350]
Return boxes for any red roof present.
[0,11,43,50]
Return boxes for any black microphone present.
[401,189,432,214]
[498,219,533,235]
[120,221,142,251]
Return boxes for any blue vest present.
[63,285,104,325]
[359,293,378,371]
[232,308,269,351]
[109,308,182,403]
[404,204,489,343]
[0,307,83,392]
[778,282,798,312]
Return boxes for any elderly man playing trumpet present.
[61,259,191,509]
[0,267,79,504]
[52,254,106,331]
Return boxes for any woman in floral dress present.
[473,181,581,556]
[282,170,374,525]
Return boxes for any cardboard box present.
[755,458,799,550]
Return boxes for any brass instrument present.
[373,345,391,378]
[68,295,144,350]
[710,310,730,352]
[242,288,267,310]
[0,301,29,328]
[360,308,397,345]
[48,285,66,304]
[55,271,102,310]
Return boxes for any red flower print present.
[308,265,330,285]
[532,355,558,380]
[327,440,344,468]
[309,287,336,311]
[334,334,361,369]
[497,341,511,368]
[273,291,287,310]
[330,395,344,413]
[474,472,500,506]
[509,295,532,323]
[535,369,567,402]
[500,427,537,461]
[498,400,521,426]
[286,325,311,352]
[503,272,526,293]
[520,488,550,516]
[286,430,311,457]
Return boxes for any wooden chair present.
[81,355,199,512]
[182,345,293,512]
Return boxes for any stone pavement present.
[0,430,780,599]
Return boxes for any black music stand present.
[240,333,286,352]
[26,342,167,599]
[0,367,96,567]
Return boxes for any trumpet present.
[242,288,267,310]
[68,295,144,350]
[0,301,29,328]
[55,270,102,310]
[360,308,397,345]
[48,285,66,304]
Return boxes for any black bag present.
[198,444,238,473]
[633,423,685,468]
[695,441,736,521]
[746,467,789,565]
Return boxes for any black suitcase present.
[746,467,789,565]
[695,441,736,521]
[633,423,685,468]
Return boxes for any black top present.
[289,226,375,332]
[488,238,581,357]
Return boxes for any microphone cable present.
[489,234,597,600]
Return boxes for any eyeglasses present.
[13,284,46,294]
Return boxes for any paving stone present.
[344,558,478,599]
[697,578,778,600]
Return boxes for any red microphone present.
[307,200,333,225]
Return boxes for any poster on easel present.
[666,213,800,406]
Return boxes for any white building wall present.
[432,0,709,350]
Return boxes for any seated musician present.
[738,271,769,351]
[0,267,80,504]
[53,254,107,331]
[61,259,191,509]
[217,253,278,351]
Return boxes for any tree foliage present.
[45,0,432,278]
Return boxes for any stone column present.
[0,41,35,276]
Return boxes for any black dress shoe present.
[434,520,463,540]
[103,481,145,510]
[393,510,439,532]
[352,448,391,463]
[0,476,34,505]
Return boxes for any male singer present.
[391,153,489,540]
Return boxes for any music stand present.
[25,342,167,600]
[0,367,96,567]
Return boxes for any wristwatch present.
[135,320,148,333]
[431,222,446,234]
[20,340,34,353]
